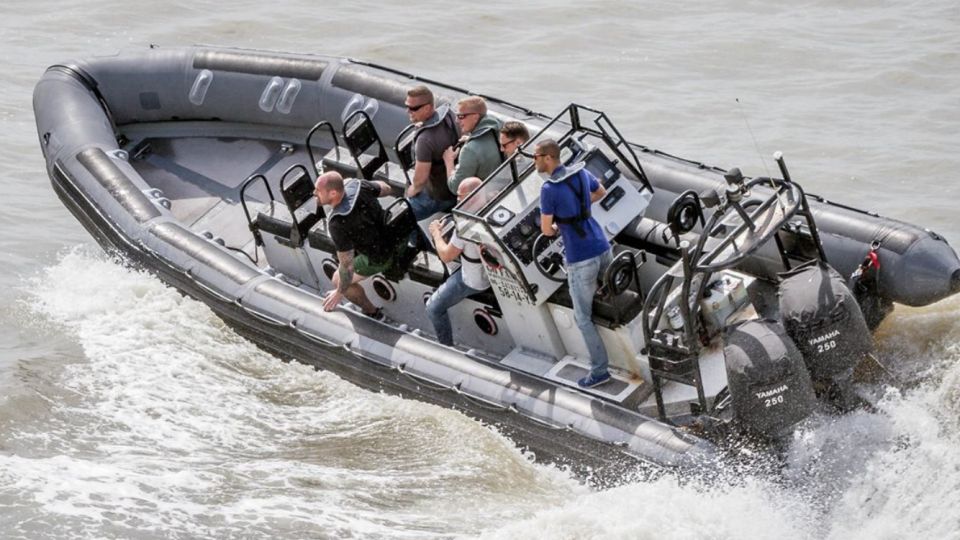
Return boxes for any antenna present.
[736,98,781,198]
[735,98,772,178]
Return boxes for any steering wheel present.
[532,233,567,283]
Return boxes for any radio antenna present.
[735,98,772,178]
[735,98,785,212]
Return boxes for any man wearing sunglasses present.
[536,139,614,389]
[443,96,502,194]
[404,85,460,225]
[499,121,530,157]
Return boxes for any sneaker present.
[577,371,611,389]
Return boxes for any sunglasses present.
[406,102,429,112]
[456,112,479,120]
[499,138,517,150]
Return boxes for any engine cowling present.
[723,319,817,439]
[778,260,872,408]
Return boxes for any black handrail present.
[239,173,275,247]
[305,120,340,177]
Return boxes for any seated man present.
[405,85,460,220]
[498,120,530,157]
[443,96,503,194]
[425,177,490,346]
[314,171,405,320]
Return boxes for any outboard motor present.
[723,319,817,439]
[778,260,872,410]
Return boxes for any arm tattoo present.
[337,250,355,294]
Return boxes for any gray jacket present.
[448,114,503,193]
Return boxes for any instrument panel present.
[479,143,651,306]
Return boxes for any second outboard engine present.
[723,319,817,439]
[778,260,872,410]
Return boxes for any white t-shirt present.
[450,231,490,291]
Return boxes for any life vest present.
[412,105,459,200]
[461,120,505,163]
[548,163,591,238]
[413,104,458,164]
[326,178,362,224]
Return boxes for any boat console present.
[454,105,653,308]
[450,104,655,365]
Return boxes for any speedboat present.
[33,45,960,478]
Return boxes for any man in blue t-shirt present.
[536,139,614,388]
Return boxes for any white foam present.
[479,476,818,540]
[12,248,960,538]
[10,249,583,537]
[479,300,960,540]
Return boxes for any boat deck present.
[118,124,726,419]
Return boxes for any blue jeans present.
[426,269,484,346]
[567,249,613,378]
[408,191,456,220]
[407,191,456,246]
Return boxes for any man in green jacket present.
[443,96,503,193]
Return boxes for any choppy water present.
[3,1,960,538]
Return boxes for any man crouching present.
[314,171,403,320]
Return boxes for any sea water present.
[2,1,959,538]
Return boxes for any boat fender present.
[320,258,338,281]
[372,276,396,302]
[722,319,817,439]
[778,260,872,403]
[479,244,503,271]
[473,308,498,336]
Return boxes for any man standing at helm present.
[536,139,614,388]
[314,171,404,320]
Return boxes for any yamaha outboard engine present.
[778,260,872,410]
[723,319,817,439]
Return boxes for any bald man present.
[314,171,401,320]
[425,177,490,346]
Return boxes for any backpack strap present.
[552,168,592,238]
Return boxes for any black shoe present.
[365,307,385,321]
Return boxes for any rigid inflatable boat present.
[33,46,960,478]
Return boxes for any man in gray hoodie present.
[443,96,503,193]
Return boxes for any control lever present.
[543,253,565,275]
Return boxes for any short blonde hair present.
[457,96,487,116]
